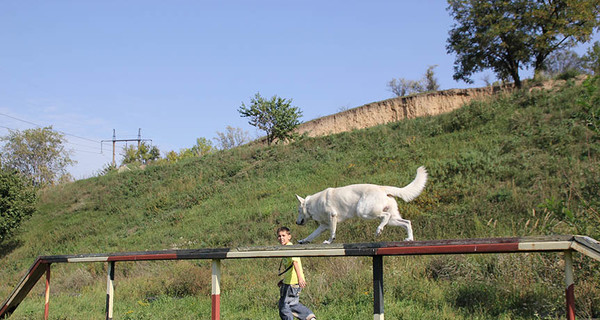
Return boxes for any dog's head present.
[295,194,308,226]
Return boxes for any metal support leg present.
[44,264,50,320]
[106,261,115,320]
[212,259,221,320]
[564,251,575,320]
[373,256,384,320]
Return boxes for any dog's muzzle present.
[296,218,305,225]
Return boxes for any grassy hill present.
[1,78,599,319]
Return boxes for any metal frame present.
[1,235,599,319]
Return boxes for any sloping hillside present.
[1,78,599,319]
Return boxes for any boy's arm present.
[293,261,306,288]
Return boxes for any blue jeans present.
[278,284,315,320]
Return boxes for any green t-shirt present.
[282,242,305,285]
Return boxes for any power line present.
[0,111,101,144]
[0,118,104,155]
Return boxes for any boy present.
[276,227,317,320]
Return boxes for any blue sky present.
[1,1,598,179]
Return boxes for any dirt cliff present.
[295,85,512,137]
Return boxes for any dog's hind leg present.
[375,212,392,237]
[298,224,328,244]
[388,217,414,241]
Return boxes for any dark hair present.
[277,226,291,234]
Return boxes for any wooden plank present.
[35,236,580,262]
[4,235,600,319]
[0,259,47,317]
[572,236,600,262]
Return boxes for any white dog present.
[295,166,427,244]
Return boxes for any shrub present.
[0,169,36,242]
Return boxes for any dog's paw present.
[298,239,309,244]
[404,237,414,241]
[322,240,332,244]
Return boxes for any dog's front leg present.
[298,224,328,244]
[324,212,338,244]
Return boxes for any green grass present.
[1,79,600,319]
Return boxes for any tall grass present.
[1,79,599,319]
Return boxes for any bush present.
[0,169,37,242]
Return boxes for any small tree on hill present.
[214,126,250,150]
[189,137,215,157]
[0,126,74,186]
[387,78,423,97]
[388,65,439,97]
[238,93,302,145]
[121,141,160,165]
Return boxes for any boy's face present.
[277,231,292,245]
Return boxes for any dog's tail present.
[384,166,428,202]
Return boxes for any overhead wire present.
[0,112,105,154]
[0,111,101,144]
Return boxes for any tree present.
[544,49,584,78]
[582,41,600,75]
[238,93,302,145]
[167,138,215,162]
[0,169,36,241]
[423,65,440,92]
[0,127,74,186]
[526,0,600,74]
[447,0,600,88]
[189,137,215,157]
[388,65,439,97]
[387,78,424,97]
[214,126,250,150]
[121,141,160,165]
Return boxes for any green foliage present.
[121,141,161,165]
[576,75,600,134]
[189,137,215,157]
[2,81,600,318]
[447,0,600,88]
[0,126,75,186]
[582,41,600,75]
[162,138,216,164]
[0,169,36,242]
[239,92,302,145]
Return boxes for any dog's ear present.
[295,194,305,204]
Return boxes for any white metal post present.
[106,261,115,320]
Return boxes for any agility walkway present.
[1,235,599,319]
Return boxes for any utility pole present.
[101,128,152,167]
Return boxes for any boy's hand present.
[298,278,307,288]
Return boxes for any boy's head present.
[277,226,292,245]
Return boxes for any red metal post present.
[44,264,50,320]
[211,260,221,320]
[564,251,575,320]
